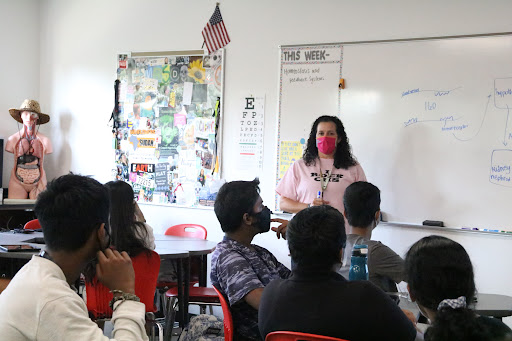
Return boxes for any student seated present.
[0,174,148,341]
[405,235,512,341]
[339,181,404,292]
[259,205,416,341]
[105,180,156,253]
[211,179,291,341]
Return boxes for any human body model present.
[5,99,52,199]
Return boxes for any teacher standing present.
[277,115,366,217]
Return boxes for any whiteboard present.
[278,34,512,231]
[276,45,343,206]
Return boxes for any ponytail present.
[425,297,504,341]
[425,307,486,341]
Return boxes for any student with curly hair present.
[405,236,512,341]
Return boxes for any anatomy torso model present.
[5,100,52,199]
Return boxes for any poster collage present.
[113,50,223,206]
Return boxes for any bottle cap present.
[352,244,368,256]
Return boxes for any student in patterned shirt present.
[211,179,291,341]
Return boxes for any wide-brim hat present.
[9,99,50,125]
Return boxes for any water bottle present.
[348,244,369,281]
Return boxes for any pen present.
[461,227,479,231]
[317,191,322,199]
[483,229,499,232]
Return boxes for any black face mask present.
[252,207,272,233]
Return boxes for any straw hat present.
[9,99,50,125]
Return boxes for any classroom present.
[1,0,512,340]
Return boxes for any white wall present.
[3,0,512,324]
[0,0,40,187]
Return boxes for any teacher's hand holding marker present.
[311,190,330,207]
[276,115,366,230]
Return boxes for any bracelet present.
[109,290,140,311]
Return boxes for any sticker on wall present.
[151,66,163,82]
[162,64,171,84]
[192,84,208,103]
[174,112,186,126]
[183,82,193,105]
[149,58,166,66]
[170,65,180,83]
[159,108,180,158]
[130,163,155,173]
[188,59,206,83]
[118,54,128,69]
[155,163,169,192]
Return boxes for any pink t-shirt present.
[276,158,366,214]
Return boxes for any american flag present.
[202,5,230,54]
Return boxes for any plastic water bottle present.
[348,244,369,281]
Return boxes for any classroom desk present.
[153,234,217,326]
[394,292,512,321]
[153,234,217,286]
[0,232,217,327]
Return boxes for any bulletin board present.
[278,33,512,231]
[112,49,224,207]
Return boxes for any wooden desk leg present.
[176,258,185,329]
[184,256,190,325]
[199,254,207,287]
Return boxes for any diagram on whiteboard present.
[400,77,512,187]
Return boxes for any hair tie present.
[437,296,467,311]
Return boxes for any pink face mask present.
[316,136,337,155]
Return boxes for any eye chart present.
[237,96,265,175]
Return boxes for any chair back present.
[86,250,161,319]
[24,219,41,230]
[212,286,233,341]
[164,224,207,239]
[265,331,349,341]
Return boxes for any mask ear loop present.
[99,222,112,251]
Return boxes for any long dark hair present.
[303,115,357,169]
[84,181,151,283]
[405,236,508,341]
[105,181,151,257]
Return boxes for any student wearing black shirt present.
[258,205,416,341]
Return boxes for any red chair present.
[266,331,350,341]
[24,219,41,230]
[86,250,162,340]
[212,286,233,341]
[164,224,207,239]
